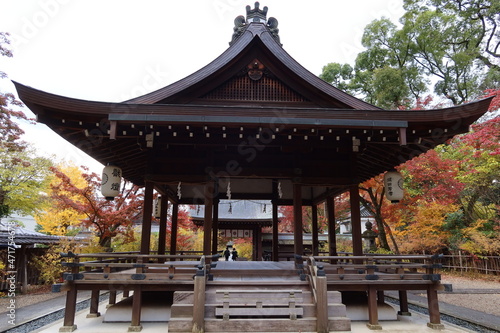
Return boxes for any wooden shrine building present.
[13,2,493,332]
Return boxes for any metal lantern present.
[384,170,404,203]
[154,196,161,218]
[101,164,122,200]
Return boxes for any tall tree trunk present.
[359,187,392,251]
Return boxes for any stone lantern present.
[362,220,378,253]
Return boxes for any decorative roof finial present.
[229,3,282,46]
[246,2,268,23]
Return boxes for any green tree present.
[320,1,499,107]
[0,146,52,218]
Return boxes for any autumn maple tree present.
[47,165,144,249]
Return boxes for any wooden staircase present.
[168,261,350,332]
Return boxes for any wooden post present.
[203,181,214,256]
[293,183,303,257]
[366,286,382,330]
[316,274,329,333]
[349,185,363,256]
[325,196,337,258]
[129,287,143,332]
[212,199,219,255]
[256,227,263,261]
[108,290,117,308]
[426,286,444,329]
[20,245,28,294]
[87,289,101,317]
[311,204,319,256]
[170,203,179,255]
[272,201,279,261]
[192,266,206,333]
[59,283,78,332]
[140,181,154,254]
[157,195,169,257]
[398,290,411,315]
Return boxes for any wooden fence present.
[439,252,500,275]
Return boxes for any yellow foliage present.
[233,240,253,260]
[398,201,455,253]
[35,163,87,235]
[460,219,500,255]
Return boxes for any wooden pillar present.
[311,204,319,256]
[349,185,363,256]
[272,180,280,261]
[325,196,337,257]
[20,245,28,294]
[60,284,77,332]
[426,286,444,329]
[129,287,142,331]
[140,181,154,254]
[211,199,219,255]
[170,203,179,255]
[256,227,263,261]
[203,181,214,256]
[108,290,117,308]
[398,290,411,315]
[293,183,304,257]
[157,195,169,256]
[87,289,100,317]
[272,201,279,261]
[366,286,382,330]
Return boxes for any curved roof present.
[12,12,493,203]
[125,23,381,110]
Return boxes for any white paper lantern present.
[101,165,122,200]
[384,170,404,203]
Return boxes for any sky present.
[0,0,405,173]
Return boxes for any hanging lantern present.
[384,170,404,203]
[101,164,122,200]
[154,196,161,218]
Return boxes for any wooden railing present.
[300,256,328,333]
[58,252,216,332]
[298,254,444,331]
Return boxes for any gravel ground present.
[425,274,500,317]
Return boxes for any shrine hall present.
[14,2,492,333]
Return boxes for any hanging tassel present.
[227,181,232,200]
[177,182,182,200]
[278,181,283,198]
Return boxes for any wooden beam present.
[399,127,407,145]
[109,120,117,140]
